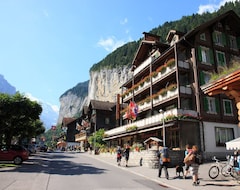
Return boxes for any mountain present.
[40,102,59,130]
[0,74,16,94]
[0,74,58,131]
[58,81,89,124]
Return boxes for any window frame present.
[215,127,234,147]
[229,35,238,50]
[216,50,226,67]
[223,99,233,116]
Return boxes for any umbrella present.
[226,137,240,150]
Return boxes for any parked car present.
[0,144,29,165]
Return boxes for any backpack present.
[195,153,203,165]
[161,147,171,163]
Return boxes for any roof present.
[62,117,77,126]
[181,10,240,42]
[90,100,116,111]
[131,32,169,69]
[201,69,240,102]
[144,137,163,144]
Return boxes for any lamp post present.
[94,122,96,154]
[159,109,166,147]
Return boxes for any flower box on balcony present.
[166,58,175,68]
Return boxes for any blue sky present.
[0,0,236,112]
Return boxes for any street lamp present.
[159,109,166,147]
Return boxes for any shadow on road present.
[0,152,107,176]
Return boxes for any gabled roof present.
[90,100,115,111]
[166,29,185,43]
[62,117,77,126]
[132,33,169,68]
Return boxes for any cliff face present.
[87,66,132,104]
[57,66,132,124]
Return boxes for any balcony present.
[75,132,87,142]
[134,56,152,76]
[105,108,199,137]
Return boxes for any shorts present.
[190,163,199,175]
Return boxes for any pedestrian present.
[124,144,130,167]
[189,145,200,186]
[116,146,122,166]
[183,144,192,179]
[157,146,170,179]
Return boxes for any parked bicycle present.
[208,156,228,179]
[221,155,240,182]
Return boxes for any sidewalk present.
[84,152,240,190]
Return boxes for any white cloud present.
[51,105,59,112]
[25,93,40,102]
[120,18,128,25]
[97,36,126,52]
[198,0,238,14]
[25,93,59,113]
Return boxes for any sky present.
[0,0,237,112]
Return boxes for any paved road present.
[0,151,176,190]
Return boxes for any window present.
[181,98,192,110]
[212,31,226,46]
[215,127,234,146]
[197,46,214,65]
[200,33,206,41]
[105,117,110,124]
[229,35,238,50]
[203,96,219,114]
[216,51,226,67]
[223,99,233,116]
[199,71,211,85]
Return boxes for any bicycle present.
[221,155,240,183]
[208,156,227,179]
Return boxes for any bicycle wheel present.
[221,164,231,177]
[208,165,220,179]
[230,169,240,182]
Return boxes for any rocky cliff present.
[87,66,132,103]
[57,66,132,124]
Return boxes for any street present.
[0,152,174,190]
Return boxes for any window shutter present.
[236,37,240,49]
[209,49,214,65]
[215,98,220,113]
[222,33,227,46]
[199,71,205,85]
[203,96,209,112]
[212,32,217,43]
[197,46,202,62]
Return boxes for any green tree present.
[0,92,45,145]
[88,128,106,149]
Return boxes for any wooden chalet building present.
[61,117,79,149]
[103,10,240,159]
[75,100,116,151]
